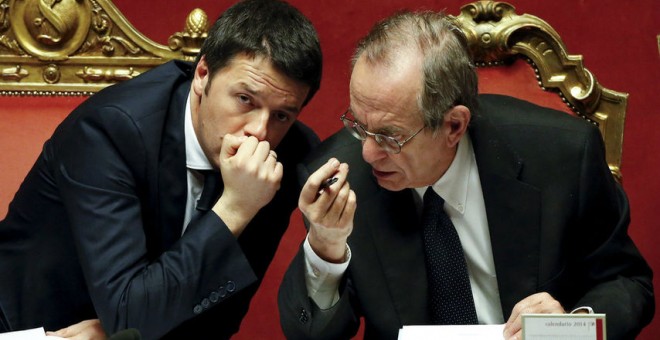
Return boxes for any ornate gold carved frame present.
[0,0,207,95]
[0,0,625,180]
[450,1,627,181]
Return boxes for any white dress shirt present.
[182,94,214,234]
[303,133,505,324]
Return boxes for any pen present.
[317,177,338,196]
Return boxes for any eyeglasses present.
[340,110,425,154]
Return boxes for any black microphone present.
[108,328,141,340]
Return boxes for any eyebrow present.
[239,82,302,115]
[348,109,404,136]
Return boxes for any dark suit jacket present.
[0,60,319,339]
[279,94,654,340]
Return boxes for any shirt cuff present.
[303,235,351,309]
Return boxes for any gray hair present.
[352,11,478,131]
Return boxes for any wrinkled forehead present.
[349,53,423,124]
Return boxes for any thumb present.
[45,328,70,337]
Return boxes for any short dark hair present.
[196,0,323,106]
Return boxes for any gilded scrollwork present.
[11,0,92,60]
[75,65,138,82]
[78,34,141,56]
[1,64,28,80]
[90,3,109,34]
[168,8,208,61]
[1,0,9,31]
[42,62,59,83]
[463,0,511,23]
[0,0,208,94]
[450,0,626,180]
[77,1,143,57]
[0,0,25,54]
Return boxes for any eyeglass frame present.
[340,109,425,154]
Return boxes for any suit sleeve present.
[570,125,654,339]
[279,247,361,340]
[53,106,257,339]
[278,162,361,340]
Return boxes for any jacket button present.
[193,304,203,314]
[218,285,227,298]
[201,298,210,309]
[299,308,308,324]
[210,291,220,303]
[226,280,236,293]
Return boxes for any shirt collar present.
[184,94,213,171]
[414,133,473,214]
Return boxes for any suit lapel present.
[157,80,190,249]
[364,188,430,325]
[470,111,541,318]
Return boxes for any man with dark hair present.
[278,10,653,340]
[0,0,322,339]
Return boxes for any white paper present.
[0,327,65,339]
[398,324,505,340]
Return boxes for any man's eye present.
[275,112,290,122]
[238,94,251,105]
[376,130,400,141]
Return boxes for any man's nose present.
[245,110,269,141]
[361,136,387,164]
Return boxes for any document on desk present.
[0,327,65,339]
[398,324,505,339]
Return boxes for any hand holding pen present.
[298,158,357,263]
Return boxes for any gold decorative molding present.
[0,0,627,180]
[450,1,627,181]
[0,0,208,96]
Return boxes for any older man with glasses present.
[279,10,654,340]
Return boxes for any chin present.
[376,178,406,192]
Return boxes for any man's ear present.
[192,55,209,96]
[443,105,471,148]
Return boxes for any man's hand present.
[46,319,106,340]
[214,134,283,236]
[503,292,565,340]
[299,158,356,263]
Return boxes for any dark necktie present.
[421,186,478,325]
[195,170,223,212]
[184,170,222,232]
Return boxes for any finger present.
[47,326,78,338]
[46,328,69,337]
[220,134,247,160]
[251,140,271,162]
[503,315,522,339]
[504,292,563,338]
[316,177,337,196]
[326,180,352,223]
[315,163,348,203]
[337,189,357,227]
[300,158,341,204]
[272,161,284,187]
[268,150,278,162]
[504,295,537,337]
[263,149,278,169]
[52,322,83,337]
[512,330,522,340]
[233,135,259,160]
